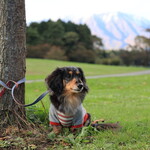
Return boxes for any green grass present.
[25,60,150,150]
[85,75,150,150]
[26,58,148,80]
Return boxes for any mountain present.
[63,12,150,49]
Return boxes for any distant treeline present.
[27,19,103,63]
[26,19,150,66]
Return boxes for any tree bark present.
[0,0,26,128]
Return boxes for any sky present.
[25,0,150,24]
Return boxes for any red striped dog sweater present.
[49,104,89,128]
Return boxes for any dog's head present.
[45,67,88,96]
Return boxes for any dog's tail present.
[91,119,121,131]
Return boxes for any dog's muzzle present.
[77,83,83,90]
[75,83,83,92]
[71,83,83,93]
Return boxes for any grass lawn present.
[1,58,149,149]
[26,58,148,80]
[25,72,150,149]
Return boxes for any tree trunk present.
[0,0,26,128]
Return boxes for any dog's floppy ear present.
[78,67,89,92]
[45,68,63,95]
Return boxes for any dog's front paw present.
[52,125,62,134]
[70,128,82,134]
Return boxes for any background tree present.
[92,35,103,49]
[0,0,26,128]
[63,31,79,55]
[26,20,98,63]
[126,30,150,66]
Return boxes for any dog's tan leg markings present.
[53,126,62,134]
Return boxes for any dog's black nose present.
[77,83,83,89]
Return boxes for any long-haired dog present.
[45,67,91,134]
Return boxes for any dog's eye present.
[66,73,72,80]
[76,73,81,78]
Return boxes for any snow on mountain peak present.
[63,12,150,49]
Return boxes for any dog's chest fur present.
[57,92,85,115]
